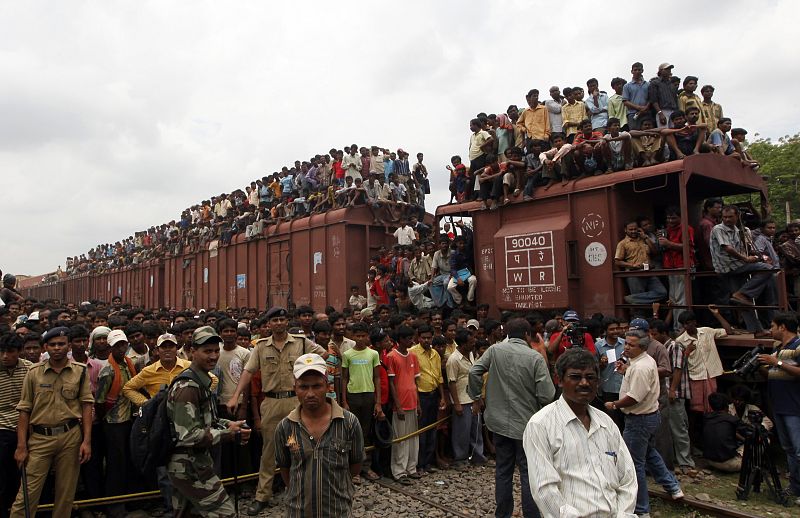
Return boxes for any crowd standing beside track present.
[3,59,800,518]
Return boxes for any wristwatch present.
[777,360,784,369]
[611,402,617,410]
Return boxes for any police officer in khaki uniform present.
[12,327,94,518]
[225,307,325,514]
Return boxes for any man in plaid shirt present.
[651,319,694,471]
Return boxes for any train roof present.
[436,154,767,218]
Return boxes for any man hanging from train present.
[709,205,776,338]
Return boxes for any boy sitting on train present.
[597,118,634,173]
[662,108,709,160]
[539,132,576,189]
[523,139,545,200]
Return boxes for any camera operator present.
[703,392,746,473]
[758,312,800,502]
[546,311,596,364]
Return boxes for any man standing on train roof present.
[225,307,327,514]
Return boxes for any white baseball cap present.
[293,354,327,379]
[107,330,128,347]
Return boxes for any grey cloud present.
[1,0,797,277]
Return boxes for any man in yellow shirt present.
[561,87,586,142]
[515,89,551,142]
[678,76,706,128]
[122,334,190,407]
[409,325,446,474]
[700,85,723,136]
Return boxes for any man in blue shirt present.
[595,317,625,429]
[709,118,735,155]
[759,313,800,503]
[622,62,650,130]
[279,169,295,198]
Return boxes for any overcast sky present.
[2,0,798,276]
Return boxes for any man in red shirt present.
[385,325,421,484]
[696,198,728,322]
[659,206,696,329]
[546,310,596,363]
[369,329,393,478]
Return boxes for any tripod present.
[735,422,789,505]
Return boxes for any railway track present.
[649,488,783,518]
[375,477,473,518]
[372,477,776,518]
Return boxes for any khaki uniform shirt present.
[17,360,94,426]
[408,256,432,283]
[244,334,325,393]
[614,236,650,269]
[446,349,475,404]
[619,353,659,415]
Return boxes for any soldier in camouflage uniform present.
[166,326,251,517]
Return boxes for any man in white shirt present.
[393,220,417,246]
[447,329,486,467]
[605,330,683,517]
[525,348,637,518]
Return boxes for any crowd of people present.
[61,146,430,276]
[449,62,759,209]
[1,289,799,518]
[612,199,800,337]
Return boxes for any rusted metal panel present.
[23,206,430,311]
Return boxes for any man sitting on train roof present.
[614,220,668,307]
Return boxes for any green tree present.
[747,133,800,223]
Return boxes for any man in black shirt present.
[703,392,744,472]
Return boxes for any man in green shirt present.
[342,322,382,482]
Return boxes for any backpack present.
[130,368,207,475]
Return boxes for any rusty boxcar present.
[24,206,404,311]
[436,153,787,350]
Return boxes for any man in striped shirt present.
[0,334,33,518]
[524,349,636,518]
[276,354,364,518]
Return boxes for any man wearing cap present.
[225,307,326,514]
[276,354,364,517]
[0,334,33,518]
[123,333,191,512]
[605,329,683,517]
[649,63,678,128]
[95,330,138,517]
[546,311,596,363]
[11,327,94,518]
[123,333,191,406]
[166,325,251,516]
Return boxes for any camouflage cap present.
[192,326,222,346]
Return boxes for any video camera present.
[732,346,764,378]
[563,324,587,349]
